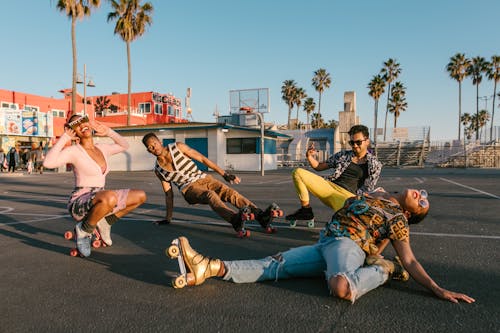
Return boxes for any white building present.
[96,122,291,172]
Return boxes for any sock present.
[81,219,95,234]
[105,214,119,225]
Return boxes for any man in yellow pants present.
[286,125,382,226]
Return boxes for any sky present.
[1,0,499,141]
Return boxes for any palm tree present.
[486,55,500,141]
[380,58,401,141]
[461,113,474,140]
[477,109,490,141]
[446,53,471,141]
[293,87,307,129]
[56,0,101,118]
[311,68,331,118]
[310,113,325,129]
[367,74,386,146]
[388,82,408,128]
[467,56,489,140]
[303,97,316,130]
[108,0,153,126]
[281,79,297,129]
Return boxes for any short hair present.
[408,209,429,225]
[142,132,159,146]
[348,125,369,138]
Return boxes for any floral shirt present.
[324,195,409,255]
[325,150,382,195]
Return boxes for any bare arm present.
[392,239,475,304]
[177,142,241,184]
[154,170,173,223]
[306,144,329,171]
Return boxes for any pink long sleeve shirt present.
[43,129,129,188]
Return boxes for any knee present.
[95,192,118,210]
[136,190,147,204]
[201,190,218,202]
[329,275,352,301]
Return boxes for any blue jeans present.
[223,235,390,301]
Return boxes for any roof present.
[112,122,292,139]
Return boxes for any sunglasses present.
[348,138,368,146]
[67,114,89,129]
[418,189,429,208]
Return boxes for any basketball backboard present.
[229,88,269,114]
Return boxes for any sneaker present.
[178,236,222,286]
[285,206,314,221]
[75,222,92,257]
[96,218,112,246]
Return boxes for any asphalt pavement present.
[0,168,499,333]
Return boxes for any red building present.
[0,88,187,151]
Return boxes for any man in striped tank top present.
[142,133,280,237]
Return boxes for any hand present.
[223,172,241,184]
[306,143,317,159]
[91,120,109,137]
[433,287,475,304]
[63,126,78,141]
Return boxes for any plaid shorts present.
[68,187,130,222]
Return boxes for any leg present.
[292,168,354,212]
[205,176,254,209]
[184,180,237,223]
[223,243,326,283]
[320,237,389,302]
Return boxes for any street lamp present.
[76,64,95,115]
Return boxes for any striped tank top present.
[155,142,206,190]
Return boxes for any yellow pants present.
[291,168,354,212]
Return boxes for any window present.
[24,105,40,112]
[167,105,174,116]
[227,138,256,154]
[138,102,151,114]
[154,104,163,115]
[51,110,65,118]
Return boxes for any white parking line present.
[439,178,500,199]
[413,232,500,240]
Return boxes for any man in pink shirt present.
[44,114,146,257]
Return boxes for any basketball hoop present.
[239,106,253,113]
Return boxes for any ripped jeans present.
[222,235,390,301]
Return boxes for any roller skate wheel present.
[64,231,73,240]
[69,248,79,257]
[237,230,251,238]
[265,226,276,234]
[172,275,187,289]
[278,210,284,217]
[166,244,180,258]
[249,213,255,220]
[92,239,101,248]
[307,220,315,228]
[289,220,297,228]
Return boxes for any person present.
[34,144,45,174]
[7,147,20,173]
[167,188,475,304]
[44,114,147,257]
[286,124,382,224]
[26,158,33,174]
[0,148,6,172]
[142,132,281,236]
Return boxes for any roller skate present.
[285,206,315,228]
[253,203,284,233]
[64,222,107,257]
[166,236,222,289]
[230,206,252,238]
[365,256,410,281]
[96,217,112,246]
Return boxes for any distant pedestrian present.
[7,147,19,172]
[0,148,6,172]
